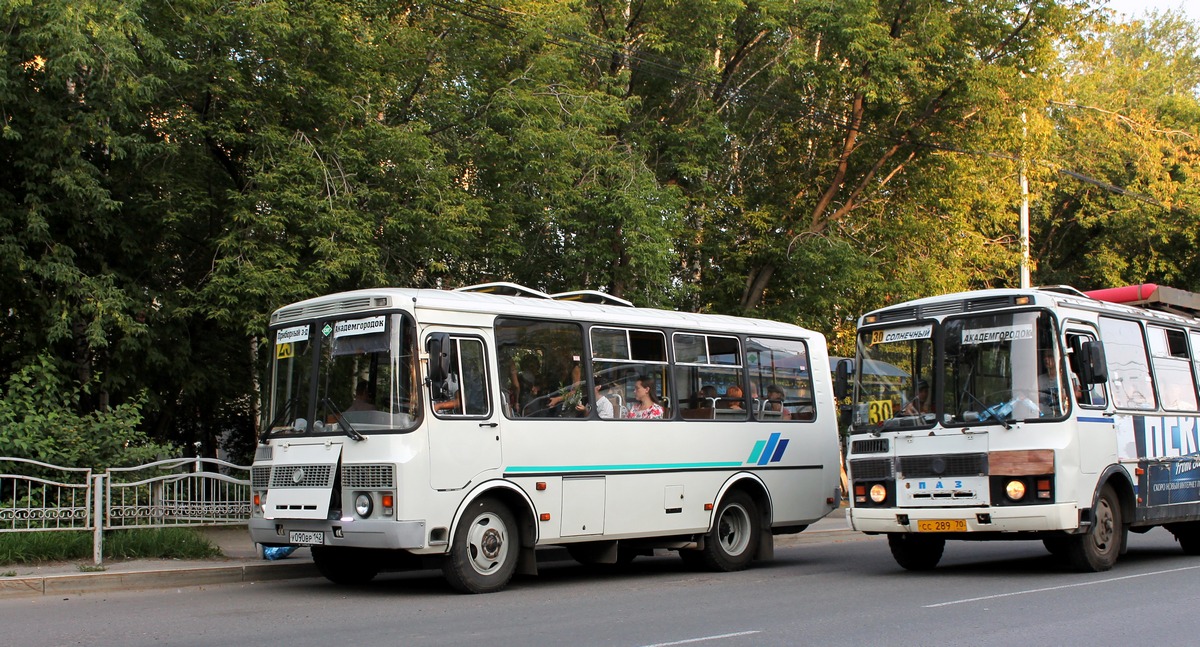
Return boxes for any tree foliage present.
[0,356,171,467]
[1035,10,1200,290]
[1,1,1197,455]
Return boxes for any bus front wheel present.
[694,490,760,572]
[1067,484,1122,572]
[888,534,945,570]
[442,497,519,594]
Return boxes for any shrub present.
[0,355,175,468]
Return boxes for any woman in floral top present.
[626,375,664,419]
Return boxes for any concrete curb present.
[0,561,318,599]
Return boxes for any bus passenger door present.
[426,331,502,490]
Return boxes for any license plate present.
[917,519,967,532]
[289,530,325,545]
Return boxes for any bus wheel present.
[1167,522,1200,555]
[887,534,944,570]
[311,546,380,585]
[1067,484,1122,572]
[697,490,760,572]
[442,497,518,594]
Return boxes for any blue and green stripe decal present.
[505,434,792,475]
[506,460,743,474]
[746,432,789,465]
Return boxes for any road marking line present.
[924,564,1200,608]
[640,630,761,646]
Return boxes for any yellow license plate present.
[917,519,967,532]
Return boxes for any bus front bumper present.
[249,517,428,550]
[846,503,1081,534]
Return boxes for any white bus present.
[843,283,1200,572]
[250,283,841,592]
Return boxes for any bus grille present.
[898,453,988,478]
[269,464,335,488]
[251,466,271,489]
[343,464,395,489]
[850,458,894,480]
[851,438,889,454]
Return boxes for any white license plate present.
[289,530,325,545]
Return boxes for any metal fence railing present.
[1,456,250,564]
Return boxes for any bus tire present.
[1066,484,1122,572]
[442,497,519,594]
[697,490,760,572]
[887,534,944,570]
[1167,522,1200,555]
[311,546,380,585]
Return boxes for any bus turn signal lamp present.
[1036,480,1052,499]
[869,484,887,503]
[1005,480,1026,501]
[382,493,394,516]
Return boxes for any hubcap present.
[466,512,509,575]
[718,503,752,556]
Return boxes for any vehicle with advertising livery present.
[250,283,841,592]
[842,283,1200,571]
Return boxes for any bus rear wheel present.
[442,497,519,594]
[694,490,760,572]
[887,534,945,571]
[1066,484,1122,572]
[311,546,380,585]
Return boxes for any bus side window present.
[1148,326,1199,412]
[1067,333,1107,409]
[433,337,490,417]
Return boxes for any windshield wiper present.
[260,397,298,445]
[962,389,1011,430]
[321,398,366,442]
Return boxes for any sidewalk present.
[0,526,317,599]
[0,509,856,599]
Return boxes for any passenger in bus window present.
[626,375,664,419]
[765,384,792,420]
[589,377,615,419]
[721,385,745,410]
[903,380,932,415]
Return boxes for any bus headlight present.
[1005,480,1027,501]
[870,484,888,503]
[354,493,373,518]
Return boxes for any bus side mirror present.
[834,359,851,400]
[426,333,450,384]
[1077,340,1108,385]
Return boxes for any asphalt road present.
[4,527,1199,647]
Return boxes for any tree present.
[1035,10,1200,291]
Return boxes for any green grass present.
[0,528,222,566]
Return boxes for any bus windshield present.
[266,313,418,437]
[943,310,1067,425]
[851,311,1069,433]
[850,323,934,433]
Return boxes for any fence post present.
[92,473,105,565]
